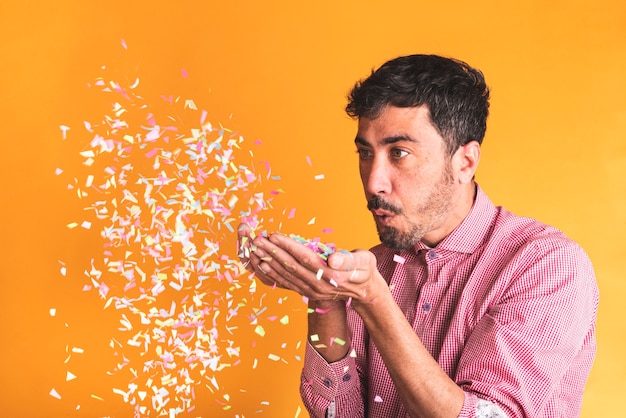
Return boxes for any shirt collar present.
[413,184,498,254]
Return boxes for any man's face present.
[355,105,459,249]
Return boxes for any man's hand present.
[237,223,386,306]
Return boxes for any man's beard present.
[366,165,455,251]
[367,196,422,250]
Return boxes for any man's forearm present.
[307,299,351,362]
[354,292,465,418]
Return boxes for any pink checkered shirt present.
[301,186,598,417]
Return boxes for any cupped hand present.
[238,224,386,305]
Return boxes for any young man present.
[237,54,598,417]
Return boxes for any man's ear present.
[453,140,481,183]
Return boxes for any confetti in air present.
[55,42,329,416]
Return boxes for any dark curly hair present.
[346,54,490,155]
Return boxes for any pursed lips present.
[372,208,397,225]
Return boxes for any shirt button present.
[427,251,437,260]
[423,302,432,312]
[323,378,333,387]
[342,373,351,382]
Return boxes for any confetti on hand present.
[288,234,337,261]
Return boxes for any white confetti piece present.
[59,125,70,140]
[49,388,62,399]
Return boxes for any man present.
[237,54,598,417]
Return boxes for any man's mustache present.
[367,196,402,214]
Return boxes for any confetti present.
[393,254,406,264]
[58,41,334,417]
[59,125,70,140]
[254,325,266,337]
[49,388,62,400]
[289,234,337,261]
[332,337,346,346]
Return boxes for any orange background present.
[1,1,624,416]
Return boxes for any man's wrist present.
[308,299,346,313]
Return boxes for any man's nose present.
[362,156,391,196]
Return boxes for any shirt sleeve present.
[300,342,365,418]
[455,236,599,417]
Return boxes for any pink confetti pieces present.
[393,254,406,264]
[57,52,305,416]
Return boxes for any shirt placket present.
[413,249,443,353]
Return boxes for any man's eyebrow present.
[354,137,370,147]
[354,135,418,146]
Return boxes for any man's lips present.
[367,195,402,225]
[372,209,396,225]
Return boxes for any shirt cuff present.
[458,391,510,418]
[301,341,359,402]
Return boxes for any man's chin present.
[377,225,418,251]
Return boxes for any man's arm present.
[350,280,465,417]
[238,224,364,416]
[251,231,466,418]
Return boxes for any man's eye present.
[390,149,408,159]
[356,148,373,159]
